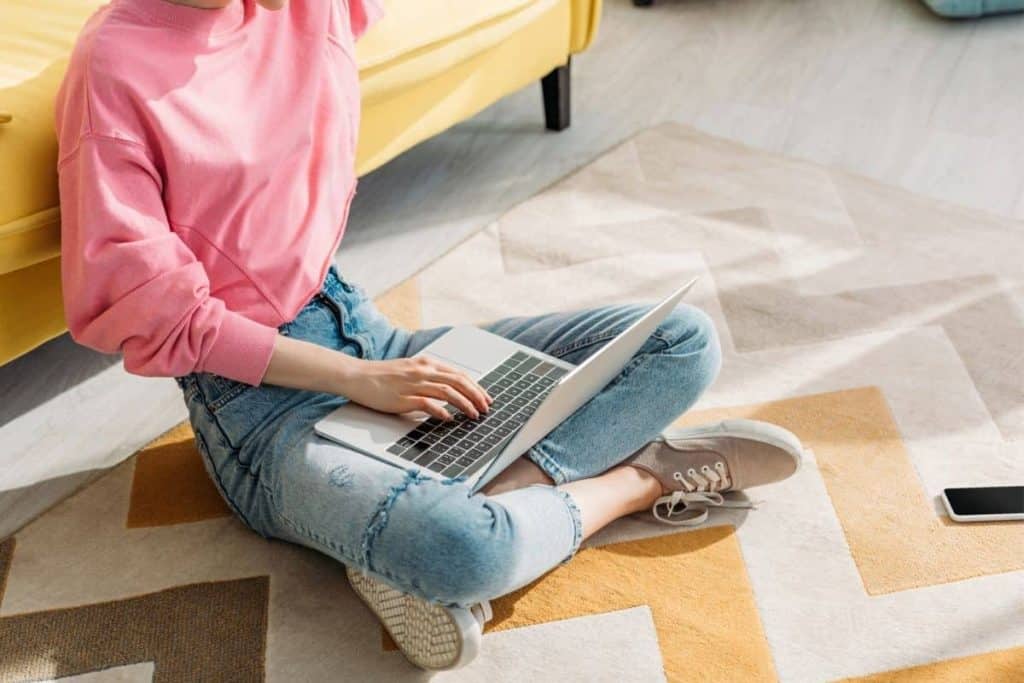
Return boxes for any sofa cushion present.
[356,0,560,102]
[357,0,535,69]
[0,0,563,275]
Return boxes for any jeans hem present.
[526,442,570,485]
[544,485,584,565]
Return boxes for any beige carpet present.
[1,124,1022,682]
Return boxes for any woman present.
[55,0,803,670]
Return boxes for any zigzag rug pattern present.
[1,125,1021,681]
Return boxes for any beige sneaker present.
[346,566,492,670]
[627,419,804,526]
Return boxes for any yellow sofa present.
[0,0,601,366]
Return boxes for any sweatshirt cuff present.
[201,309,279,386]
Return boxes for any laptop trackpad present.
[418,326,513,378]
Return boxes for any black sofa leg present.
[541,60,571,131]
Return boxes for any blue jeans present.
[177,266,720,607]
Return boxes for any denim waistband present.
[323,263,341,289]
[321,263,348,300]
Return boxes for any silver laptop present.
[314,278,699,492]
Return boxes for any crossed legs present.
[267,302,721,606]
[472,302,722,538]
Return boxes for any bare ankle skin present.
[481,457,555,495]
[482,456,663,541]
[561,465,663,539]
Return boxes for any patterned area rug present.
[2,124,1022,682]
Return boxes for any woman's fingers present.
[427,364,490,412]
[435,376,488,415]
[407,396,452,421]
[406,357,490,416]
[421,382,479,419]
[441,371,492,411]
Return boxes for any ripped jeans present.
[176,266,720,607]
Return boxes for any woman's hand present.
[339,356,492,421]
[263,335,491,420]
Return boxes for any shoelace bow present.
[651,461,759,526]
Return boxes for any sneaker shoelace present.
[651,461,757,526]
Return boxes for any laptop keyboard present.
[385,350,570,479]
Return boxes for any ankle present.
[617,464,666,510]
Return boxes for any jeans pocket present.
[284,294,350,350]
[200,373,253,412]
[195,373,288,452]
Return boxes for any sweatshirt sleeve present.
[58,134,278,386]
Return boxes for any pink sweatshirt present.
[55,0,383,386]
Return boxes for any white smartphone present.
[941,485,1024,523]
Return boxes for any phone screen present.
[944,486,1024,516]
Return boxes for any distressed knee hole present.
[329,465,353,488]
[360,470,427,563]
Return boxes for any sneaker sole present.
[346,566,481,671]
[661,418,804,476]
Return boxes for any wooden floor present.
[3,0,1023,535]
